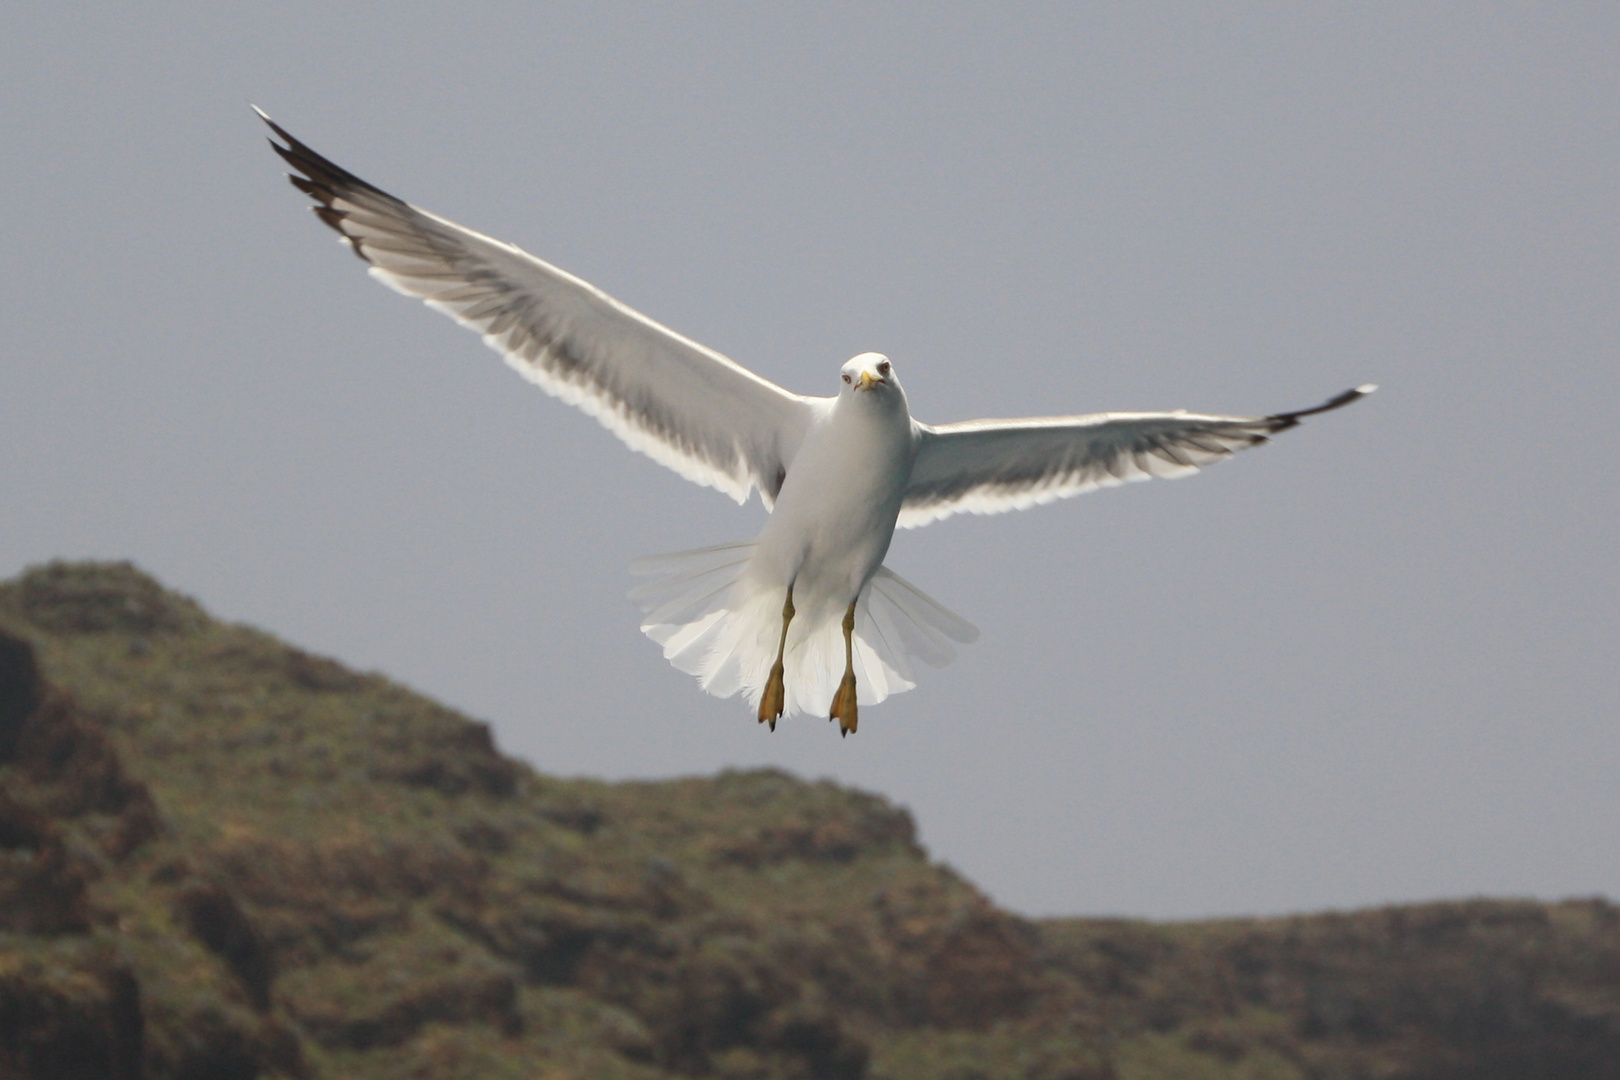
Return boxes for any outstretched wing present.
[899,385,1375,528]
[257,108,814,506]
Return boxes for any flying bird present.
[257,108,1373,736]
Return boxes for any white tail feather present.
[630,543,977,718]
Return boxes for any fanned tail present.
[630,545,978,718]
[855,567,980,699]
[629,541,758,677]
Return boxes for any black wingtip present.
[252,106,408,265]
[1267,383,1377,431]
[255,111,376,194]
[251,104,301,156]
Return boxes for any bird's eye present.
[842,374,851,384]
[878,361,890,376]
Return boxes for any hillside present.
[1,561,1616,1080]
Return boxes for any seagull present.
[257,108,1373,737]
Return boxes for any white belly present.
[751,396,916,622]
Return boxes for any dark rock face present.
[0,622,162,938]
[0,626,148,1074]
[0,627,161,858]
[0,789,93,935]
[1,560,1617,1080]
[0,631,43,759]
[174,883,276,1011]
[0,953,143,1080]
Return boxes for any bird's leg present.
[829,600,859,737]
[758,585,794,731]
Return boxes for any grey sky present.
[3,3,1616,919]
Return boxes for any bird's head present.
[840,353,899,397]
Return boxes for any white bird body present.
[755,358,914,611]
[258,108,1373,734]
[632,355,950,722]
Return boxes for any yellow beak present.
[857,371,881,391]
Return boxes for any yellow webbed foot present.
[758,661,786,731]
[829,672,858,736]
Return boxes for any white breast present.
[751,391,917,609]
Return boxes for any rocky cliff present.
[1,562,1615,1080]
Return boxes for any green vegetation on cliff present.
[1,562,1616,1080]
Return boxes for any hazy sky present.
[3,4,1617,919]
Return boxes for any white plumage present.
[259,108,1373,734]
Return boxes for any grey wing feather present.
[899,385,1375,528]
[257,108,813,506]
